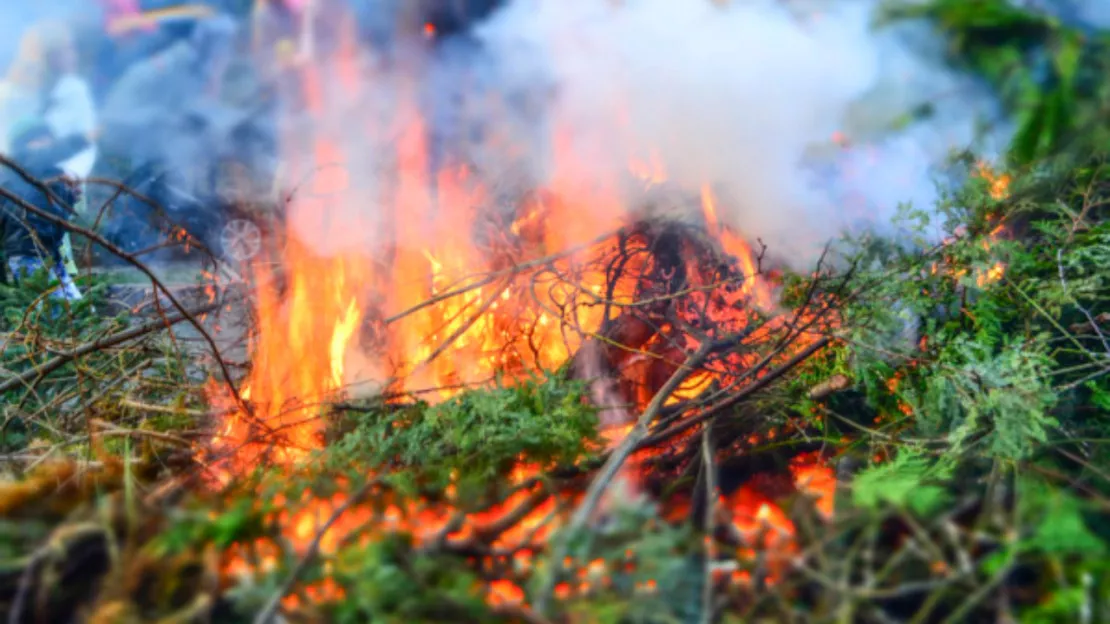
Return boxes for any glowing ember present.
[975,161,1011,200]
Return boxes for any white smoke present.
[0,0,1087,267]
[473,0,1008,263]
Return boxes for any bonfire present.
[198,79,846,617]
[4,2,1107,623]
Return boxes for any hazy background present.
[0,0,1107,265]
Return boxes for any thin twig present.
[0,302,219,394]
[0,182,250,419]
[640,337,832,448]
[253,477,382,624]
[700,424,717,624]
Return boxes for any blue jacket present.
[0,143,82,260]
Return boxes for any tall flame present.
[207,25,836,608]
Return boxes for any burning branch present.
[254,477,384,624]
[538,338,718,613]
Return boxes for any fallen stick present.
[88,418,194,447]
[1069,312,1110,335]
[807,374,852,400]
[536,339,716,615]
[699,425,717,624]
[0,302,219,394]
[118,399,207,418]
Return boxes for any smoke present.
[470,0,1007,263]
[0,1,93,72]
[1,0,1102,267]
[0,1,268,262]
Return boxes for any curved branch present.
[0,175,253,422]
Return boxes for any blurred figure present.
[251,0,356,113]
[40,23,98,181]
[41,22,100,278]
[100,13,239,172]
[98,13,283,259]
[0,22,98,278]
[0,120,87,300]
[93,0,220,99]
[250,0,311,110]
[251,0,317,67]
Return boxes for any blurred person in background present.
[41,23,98,181]
[251,0,318,67]
[100,11,239,174]
[98,13,285,259]
[251,0,356,114]
[0,28,51,156]
[250,0,312,111]
[0,119,88,300]
[40,22,99,278]
[0,22,98,278]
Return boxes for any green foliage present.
[185,376,719,623]
[808,101,1110,617]
[908,335,1058,460]
[327,375,600,502]
[852,450,951,515]
[882,0,1110,164]
[1,271,127,449]
[550,500,703,624]
[152,496,266,556]
[1023,484,1107,558]
[0,266,114,333]
[326,533,492,624]
[164,376,603,621]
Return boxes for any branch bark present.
[0,159,250,420]
[0,302,219,394]
[536,339,716,615]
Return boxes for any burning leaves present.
[4,145,1107,622]
[182,54,854,611]
[914,160,1014,294]
[195,202,848,618]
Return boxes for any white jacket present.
[44,74,98,179]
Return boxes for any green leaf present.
[851,451,949,515]
[1053,31,1084,88]
[1086,381,1110,412]
[1011,99,1048,165]
[1029,493,1107,557]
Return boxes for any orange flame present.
[975,161,1011,200]
[206,29,834,609]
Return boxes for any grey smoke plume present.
[1,0,1103,266]
[469,0,1009,263]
